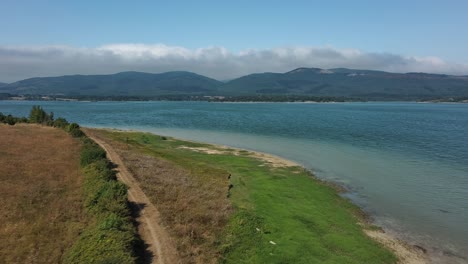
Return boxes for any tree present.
[29,105,53,124]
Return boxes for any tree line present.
[1,105,83,137]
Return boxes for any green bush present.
[64,135,140,264]
[67,123,85,138]
[86,159,117,181]
[5,115,16,125]
[99,213,128,231]
[0,113,28,125]
[80,143,107,167]
[63,222,137,264]
[84,179,129,217]
[53,117,69,128]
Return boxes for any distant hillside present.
[220,68,468,100]
[0,82,7,88]
[2,68,468,100]
[1,71,222,96]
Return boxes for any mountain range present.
[2,68,468,100]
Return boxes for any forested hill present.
[2,68,468,100]
[220,68,468,100]
[1,71,222,97]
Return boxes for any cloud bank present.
[1,44,468,82]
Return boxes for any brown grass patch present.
[0,124,86,263]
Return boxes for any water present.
[1,101,467,262]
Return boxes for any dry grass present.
[0,124,86,264]
[86,129,231,264]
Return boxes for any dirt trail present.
[85,130,180,264]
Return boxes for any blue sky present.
[1,0,468,81]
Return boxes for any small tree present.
[29,105,46,124]
[29,105,54,124]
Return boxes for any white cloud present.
[1,44,467,82]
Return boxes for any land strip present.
[84,128,181,264]
[85,128,429,263]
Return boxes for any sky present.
[1,0,468,82]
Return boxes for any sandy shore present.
[94,127,429,263]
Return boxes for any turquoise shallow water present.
[1,101,467,262]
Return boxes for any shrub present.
[5,115,16,125]
[64,135,140,264]
[84,179,129,217]
[53,117,69,129]
[80,142,107,167]
[67,123,85,138]
[63,223,137,264]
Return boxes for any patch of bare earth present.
[178,145,299,168]
[0,124,85,263]
[85,129,231,264]
[365,230,429,264]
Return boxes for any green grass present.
[99,130,397,264]
[64,133,141,264]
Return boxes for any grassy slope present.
[0,124,86,263]
[95,129,397,264]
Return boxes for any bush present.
[80,142,107,167]
[67,123,85,138]
[69,128,85,138]
[64,136,140,264]
[5,115,16,125]
[53,117,69,129]
[0,113,28,125]
[84,178,129,217]
[63,222,137,264]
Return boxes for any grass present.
[63,135,142,264]
[0,123,142,263]
[89,129,397,264]
[85,129,231,264]
[0,124,86,263]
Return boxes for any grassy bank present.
[90,129,397,263]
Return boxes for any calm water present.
[1,101,467,262]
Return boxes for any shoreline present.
[94,126,429,263]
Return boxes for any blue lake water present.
[1,101,467,262]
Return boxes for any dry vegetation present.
[0,124,86,263]
[85,129,232,264]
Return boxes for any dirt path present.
[85,130,180,264]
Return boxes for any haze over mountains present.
[2,68,468,100]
